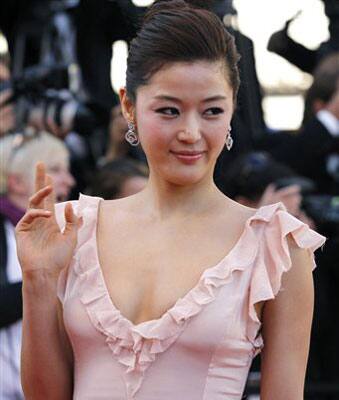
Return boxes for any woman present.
[15,1,326,399]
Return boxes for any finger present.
[35,162,46,193]
[28,186,53,209]
[44,174,56,213]
[64,202,76,223]
[17,209,52,228]
[0,89,13,104]
[63,203,82,235]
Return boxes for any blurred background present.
[112,0,329,131]
[0,1,338,399]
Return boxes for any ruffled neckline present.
[73,194,287,398]
[80,194,284,328]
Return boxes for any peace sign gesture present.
[15,162,82,279]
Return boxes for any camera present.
[1,63,106,136]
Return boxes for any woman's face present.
[121,61,234,186]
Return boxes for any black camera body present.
[1,63,104,135]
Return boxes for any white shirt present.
[0,220,24,400]
[317,109,339,137]
[316,110,339,181]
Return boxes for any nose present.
[177,115,201,143]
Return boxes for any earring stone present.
[226,126,233,151]
[125,122,140,146]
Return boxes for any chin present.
[163,170,208,187]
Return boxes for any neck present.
[136,170,226,221]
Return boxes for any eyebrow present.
[153,95,227,103]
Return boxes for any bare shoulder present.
[98,192,142,221]
[223,197,258,223]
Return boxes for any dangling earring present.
[226,126,233,151]
[125,121,140,146]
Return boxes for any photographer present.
[219,151,316,226]
[267,0,339,73]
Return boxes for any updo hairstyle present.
[126,0,240,104]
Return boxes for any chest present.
[96,212,244,326]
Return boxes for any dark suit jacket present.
[0,213,23,328]
[253,117,339,195]
[291,117,339,195]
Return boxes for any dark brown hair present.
[126,0,240,104]
[87,158,148,200]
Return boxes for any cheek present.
[138,115,173,149]
[204,121,228,148]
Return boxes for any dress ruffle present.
[56,195,326,397]
[70,195,263,397]
[55,200,80,304]
[246,204,327,354]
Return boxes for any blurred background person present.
[99,104,146,167]
[219,151,316,225]
[87,158,148,200]
[0,131,74,400]
[295,53,339,195]
[0,55,15,137]
[256,52,339,196]
[267,0,339,74]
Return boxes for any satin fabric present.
[56,194,326,400]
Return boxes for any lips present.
[171,151,206,156]
[170,150,206,164]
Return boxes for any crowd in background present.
[0,1,338,399]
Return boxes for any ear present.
[119,87,136,125]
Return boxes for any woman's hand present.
[15,162,82,279]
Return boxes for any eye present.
[204,107,224,116]
[155,107,179,116]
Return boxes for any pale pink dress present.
[55,194,326,400]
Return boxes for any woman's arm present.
[16,163,81,399]
[21,270,73,400]
[260,234,315,400]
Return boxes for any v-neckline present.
[91,197,263,329]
